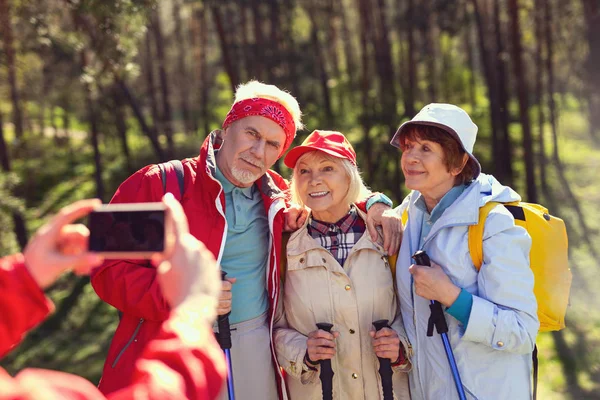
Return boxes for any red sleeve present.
[0,316,225,400]
[0,254,54,358]
[109,316,226,400]
[90,165,171,321]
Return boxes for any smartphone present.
[88,202,166,259]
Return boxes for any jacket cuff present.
[392,336,413,373]
[461,295,496,345]
[366,193,393,211]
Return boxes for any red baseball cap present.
[284,130,357,168]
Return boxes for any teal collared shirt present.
[415,184,473,327]
[215,164,269,324]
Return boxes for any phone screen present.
[88,208,165,253]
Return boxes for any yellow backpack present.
[402,201,572,332]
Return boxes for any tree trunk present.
[0,0,25,139]
[582,0,600,143]
[424,3,439,102]
[173,0,195,135]
[82,51,105,201]
[115,77,165,160]
[113,85,134,174]
[251,1,265,81]
[493,0,514,185]
[404,0,417,117]
[308,7,334,125]
[269,0,283,82]
[534,0,548,195]
[339,0,357,90]
[191,5,210,135]
[326,0,342,82]
[357,0,375,176]
[508,0,537,202]
[151,9,175,158]
[211,6,239,93]
[0,112,27,250]
[239,2,252,80]
[143,31,162,136]
[373,0,397,121]
[464,10,478,110]
[199,6,210,136]
[471,0,503,177]
[38,63,51,137]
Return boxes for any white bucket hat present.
[390,103,481,178]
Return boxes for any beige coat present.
[274,209,412,400]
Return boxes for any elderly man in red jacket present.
[91,81,400,400]
[0,194,225,400]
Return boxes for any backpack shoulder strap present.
[158,160,185,201]
[468,201,501,271]
[279,232,292,284]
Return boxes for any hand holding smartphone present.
[88,202,166,259]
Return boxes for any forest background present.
[0,0,599,398]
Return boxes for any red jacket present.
[91,132,291,397]
[0,254,226,400]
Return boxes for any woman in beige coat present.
[274,130,412,400]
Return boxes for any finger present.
[408,264,417,275]
[382,221,393,253]
[296,208,308,227]
[163,193,189,238]
[219,292,232,301]
[58,224,90,255]
[308,337,336,348]
[314,330,336,340]
[374,327,397,338]
[72,254,105,275]
[47,199,102,236]
[366,218,378,242]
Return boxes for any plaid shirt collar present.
[307,205,365,266]
[309,205,359,235]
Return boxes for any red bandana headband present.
[222,98,296,153]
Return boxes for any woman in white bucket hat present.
[390,104,539,399]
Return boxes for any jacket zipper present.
[112,318,144,368]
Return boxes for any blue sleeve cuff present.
[366,193,393,211]
[446,288,473,327]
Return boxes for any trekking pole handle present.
[412,250,431,267]
[373,319,394,400]
[217,271,232,350]
[316,322,335,400]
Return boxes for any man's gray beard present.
[231,166,261,185]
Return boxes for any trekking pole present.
[316,322,335,400]
[372,319,394,400]
[217,272,235,400]
[412,250,467,400]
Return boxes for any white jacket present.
[395,174,539,399]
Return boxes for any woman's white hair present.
[234,80,304,132]
[290,151,371,208]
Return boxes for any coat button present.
[345,285,351,291]
[300,258,305,263]
[322,258,326,263]
[496,341,504,347]
[352,373,358,379]
[349,329,355,334]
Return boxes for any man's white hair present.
[234,80,304,132]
